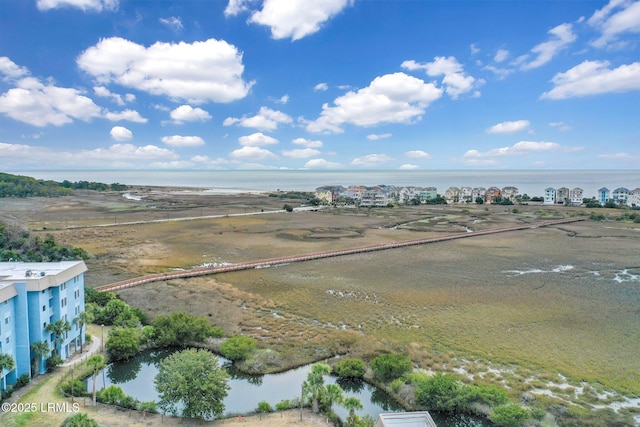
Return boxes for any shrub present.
[334,359,366,379]
[220,335,257,361]
[46,355,62,372]
[61,379,86,397]
[151,311,215,347]
[275,398,300,411]
[414,373,464,412]
[490,404,530,427]
[99,385,126,405]
[62,413,100,427]
[139,401,158,414]
[257,400,273,413]
[15,373,30,389]
[371,354,412,382]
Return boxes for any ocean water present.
[14,169,640,199]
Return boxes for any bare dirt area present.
[3,189,640,418]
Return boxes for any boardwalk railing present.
[95,217,586,293]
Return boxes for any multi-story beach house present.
[630,188,640,207]
[485,187,501,204]
[544,187,556,205]
[420,187,438,202]
[569,187,584,206]
[612,187,630,206]
[472,187,486,203]
[556,187,570,205]
[501,186,519,202]
[315,185,345,204]
[444,187,460,203]
[459,187,473,203]
[0,261,87,392]
[597,187,610,206]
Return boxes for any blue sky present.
[0,0,639,171]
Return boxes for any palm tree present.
[85,355,106,406]
[30,341,50,377]
[0,353,15,392]
[73,311,93,353]
[322,383,344,414]
[342,396,363,427]
[45,319,71,357]
[303,363,330,414]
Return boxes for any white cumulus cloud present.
[367,133,392,141]
[401,56,481,99]
[161,135,205,147]
[110,126,132,141]
[224,106,292,131]
[541,60,640,99]
[304,158,343,169]
[77,37,253,104]
[281,148,322,158]
[230,146,278,160]
[245,0,354,41]
[104,109,147,123]
[170,105,212,123]
[292,137,323,148]
[0,77,102,126]
[405,150,431,159]
[487,120,530,134]
[238,132,279,146]
[36,0,119,12]
[351,153,394,167]
[0,57,29,79]
[307,72,442,133]
[314,82,329,91]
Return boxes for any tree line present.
[0,172,127,198]
[0,221,88,261]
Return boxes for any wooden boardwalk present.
[95,216,586,293]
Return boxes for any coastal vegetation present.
[0,172,126,198]
[0,221,88,261]
[4,188,639,425]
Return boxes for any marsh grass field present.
[3,188,639,417]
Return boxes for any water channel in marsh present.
[86,349,492,426]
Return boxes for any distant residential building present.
[556,187,570,205]
[444,187,460,203]
[597,187,610,206]
[544,187,556,205]
[375,412,437,427]
[628,188,640,207]
[314,185,345,204]
[0,261,87,392]
[346,186,365,201]
[612,187,630,206]
[485,187,501,204]
[459,187,473,203]
[501,186,519,202]
[420,187,438,201]
[361,186,389,207]
[472,187,486,203]
[569,187,584,206]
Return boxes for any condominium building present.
[0,261,87,391]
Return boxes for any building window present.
[43,322,47,329]
[42,305,46,312]
[5,336,10,344]
[4,316,10,324]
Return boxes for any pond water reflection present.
[86,349,491,426]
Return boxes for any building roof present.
[0,261,87,294]
[376,412,437,427]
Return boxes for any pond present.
[86,349,492,426]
